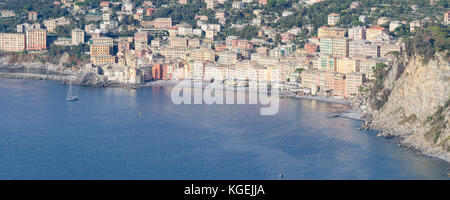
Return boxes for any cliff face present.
[0,55,132,88]
[366,52,450,161]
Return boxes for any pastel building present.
[170,37,188,48]
[71,28,84,45]
[153,18,172,29]
[366,27,387,42]
[314,55,336,72]
[320,37,349,58]
[0,33,26,52]
[90,37,114,46]
[90,44,111,56]
[336,57,360,74]
[91,55,116,66]
[345,72,363,97]
[205,0,218,9]
[28,12,37,21]
[328,13,340,26]
[348,26,366,40]
[218,51,238,65]
[445,12,450,25]
[26,29,47,51]
[318,26,347,38]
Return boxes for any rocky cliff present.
[364,52,450,162]
[0,54,122,87]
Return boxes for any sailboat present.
[66,84,78,101]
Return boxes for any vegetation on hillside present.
[368,63,391,110]
[425,98,450,147]
[404,25,450,64]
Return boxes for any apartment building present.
[91,55,116,66]
[318,26,346,38]
[320,37,349,58]
[314,55,336,72]
[170,37,188,48]
[0,33,25,52]
[328,13,340,26]
[90,37,114,46]
[380,43,401,58]
[153,18,172,29]
[17,23,41,33]
[190,49,216,62]
[345,72,363,97]
[348,26,366,40]
[90,44,111,56]
[43,17,70,32]
[28,12,37,21]
[218,51,238,65]
[205,29,216,39]
[205,0,218,9]
[71,28,85,45]
[336,57,360,74]
[445,12,450,25]
[366,27,387,42]
[26,29,47,51]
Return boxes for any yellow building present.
[170,37,188,48]
[190,49,215,62]
[90,44,111,56]
[91,55,116,66]
[90,37,114,46]
[366,27,387,42]
[318,26,346,38]
[336,57,360,74]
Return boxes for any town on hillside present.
[0,0,448,99]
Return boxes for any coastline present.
[0,71,355,108]
[2,74,449,166]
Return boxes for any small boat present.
[66,84,78,101]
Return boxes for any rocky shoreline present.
[361,117,450,164]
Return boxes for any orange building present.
[304,43,318,54]
[91,55,116,66]
[90,44,111,56]
[332,73,346,97]
[152,64,165,80]
[26,29,47,51]
[100,1,110,7]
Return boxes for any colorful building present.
[26,29,47,51]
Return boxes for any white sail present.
[66,84,78,101]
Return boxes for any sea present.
[0,78,448,180]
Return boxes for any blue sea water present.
[0,78,448,180]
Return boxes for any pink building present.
[304,43,318,54]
